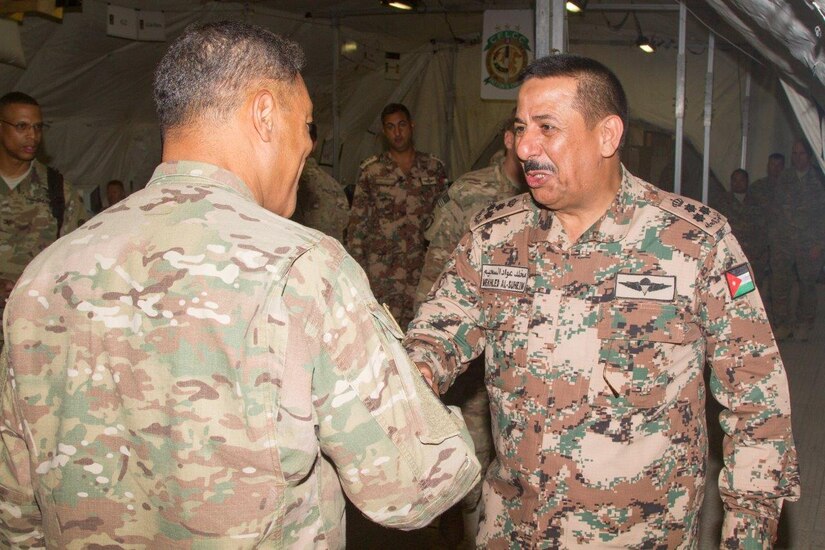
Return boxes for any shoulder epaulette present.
[658,193,727,236]
[469,192,532,231]
[359,155,379,171]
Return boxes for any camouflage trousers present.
[769,241,824,327]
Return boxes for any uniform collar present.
[547,165,638,248]
[147,161,256,202]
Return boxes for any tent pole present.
[674,1,686,196]
[445,46,457,177]
[740,71,751,169]
[536,0,551,57]
[332,18,341,182]
[552,0,565,54]
[702,33,715,205]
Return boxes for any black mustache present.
[522,159,555,173]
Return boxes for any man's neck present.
[502,155,524,188]
[0,157,33,179]
[389,148,416,173]
[554,169,623,243]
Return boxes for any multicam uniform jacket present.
[0,159,87,348]
[404,168,800,548]
[414,152,525,307]
[292,157,349,242]
[345,151,449,329]
[0,161,480,549]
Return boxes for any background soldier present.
[769,139,825,341]
[291,123,349,242]
[0,92,87,348]
[413,112,525,547]
[345,103,449,329]
[405,54,799,548]
[724,168,770,300]
[0,21,479,548]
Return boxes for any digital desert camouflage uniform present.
[404,167,800,548]
[0,159,87,348]
[292,157,349,242]
[413,151,525,523]
[724,191,768,282]
[346,151,449,329]
[768,167,825,329]
[0,161,481,548]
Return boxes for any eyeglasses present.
[0,120,48,133]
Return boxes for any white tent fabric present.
[0,0,812,205]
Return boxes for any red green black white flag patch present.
[725,263,755,299]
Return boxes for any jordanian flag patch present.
[725,263,755,299]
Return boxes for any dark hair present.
[501,107,517,134]
[0,92,39,110]
[768,153,785,164]
[521,54,628,146]
[730,168,748,181]
[380,103,411,124]
[153,21,305,136]
[106,179,125,190]
[794,139,813,156]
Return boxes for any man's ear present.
[251,88,277,143]
[598,114,623,158]
[503,129,515,151]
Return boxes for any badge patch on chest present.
[615,273,676,301]
[481,264,528,292]
[725,263,755,299]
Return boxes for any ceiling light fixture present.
[633,12,655,53]
[381,0,416,10]
[565,0,585,13]
[636,36,655,53]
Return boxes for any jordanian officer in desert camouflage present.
[413,111,526,546]
[345,103,449,329]
[0,21,480,548]
[405,54,799,548]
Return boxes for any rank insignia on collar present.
[725,263,755,299]
[615,273,676,301]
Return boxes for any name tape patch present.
[615,273,676,301]
[481,264,528,293]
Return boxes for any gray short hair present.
[153,20,305,135]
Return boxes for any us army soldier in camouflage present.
[0,22,480,549]
[345,103,449,329]
[405,54,799,548]
[291,123,349,241]
[0,92,87,349]
[414,113,526,545]
[768,139,825,342]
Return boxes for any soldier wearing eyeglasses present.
[0,92,88,348]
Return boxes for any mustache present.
[522,159,555,173]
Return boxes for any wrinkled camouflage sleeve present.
[696,231,801,547]
[414,197,465,307]
[344,169,370,268]
[61,180,90,235]
[0,347,44,548]
[404,233,486,394]
[282,240,481,529]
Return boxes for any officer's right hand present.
[415,362,440,395]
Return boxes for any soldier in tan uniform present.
[291,123,349,241]
[0,92,88,348]
[0,22,480,548]
[414,113,526,547]
[405,54,799,548]
[345,103,449,329]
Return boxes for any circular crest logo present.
[484,30,531,90]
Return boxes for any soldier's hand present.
[415,362,440,395]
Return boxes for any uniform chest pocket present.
[593,301,699,410]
